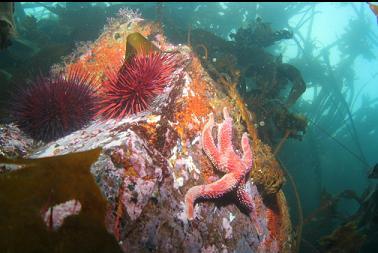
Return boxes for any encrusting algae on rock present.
[0,8,293,253]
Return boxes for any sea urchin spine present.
[96,50,176,121]
[10,68,98,142]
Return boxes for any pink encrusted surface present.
[41,199,82,231]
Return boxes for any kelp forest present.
[0,2,377,253]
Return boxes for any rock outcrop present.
[0,9,293,253]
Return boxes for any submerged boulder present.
[1,9,293,253]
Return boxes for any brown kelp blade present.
[125,32,159,62]
[0,148,122,253]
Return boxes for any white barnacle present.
[229,212,236,222]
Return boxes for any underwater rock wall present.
[0,123,34,158]
[1,9,293,253]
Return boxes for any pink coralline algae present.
[41,199,82,231]
[185,107,263,236]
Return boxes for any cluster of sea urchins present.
[10,69,98,142]
[10,51,176,142]
[96,50,176,121]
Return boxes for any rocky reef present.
[0,9,293,253]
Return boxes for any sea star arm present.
[202,112,225,172]
[217,107,234,173]
[215,107,234,173]
[236,185,263,236]
[241,133,253,170]
[217,107,233,154]
[185,172,239,220]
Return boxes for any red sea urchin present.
[96,51,176,121]
[10,69,98,142]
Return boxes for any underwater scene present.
[0,2,377,253]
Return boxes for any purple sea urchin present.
[10,69,98,142]
[96,51,176,121]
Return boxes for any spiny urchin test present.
[96,51,176,121]
[10,69,98,142]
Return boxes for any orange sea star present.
[185,107,263,235]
